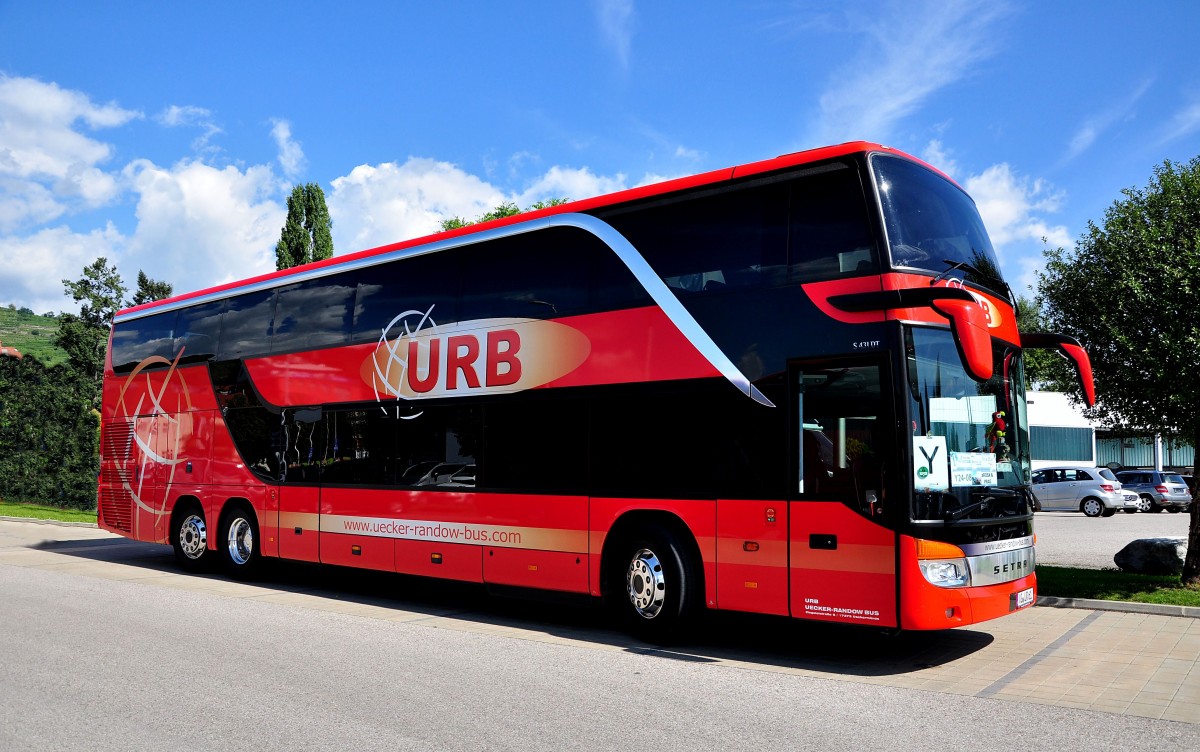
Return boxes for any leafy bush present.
[0,356,99,510]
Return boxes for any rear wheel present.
[1122,508,1138,514]
[172,504,210,572]
[1138,495,1158,513]
[218,504,261,579]
[1081,498,1104,518]
[1168,506,1182,513]
[607,524,702,644]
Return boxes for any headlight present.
[918,558,971,587]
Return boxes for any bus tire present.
[610,523,702,643]
[171,502,211,573]
[218,503,261,580]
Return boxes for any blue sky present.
[2,0,1199,315]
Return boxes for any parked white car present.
[1030,466,1138,517]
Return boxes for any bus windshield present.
[906,327,1031,521]
[873,154,1009,296]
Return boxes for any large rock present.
[1114,537,1187,575]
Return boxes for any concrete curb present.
[0,515,98,528]
[1037,595,1200,619]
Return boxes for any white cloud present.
[156,104,223,152]
[0,223,125,314]
[965,163,1070,252]
[0,75,138,229]
[1063,79,1152,162]
[328,159,640,254]
[122,159,284,295]
[920,139,959,179]
[514,165,627,207]
[271,119,306,179]
[810,0,1007,144]
[328,158,506,253]
[1157,98,1200,146]
[0,177,64,231]
[595,0,635,69]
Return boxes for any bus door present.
[276,408,321,563]
[789,360,898,628]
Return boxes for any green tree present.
[1014,294,1072,390]
[131,270,173,305]
[439,198,569,232]
[0,342,100,510]
[54,257,127,384]
[1037,155,1200,584]
[275,183,334,270]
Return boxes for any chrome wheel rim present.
[627,548,666,619]
[226,517,254,565]
[178,514,207,560]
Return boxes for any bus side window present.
[596,181,790,295]
[218,290,276,361]
[173,299,225,364]
[110,309,177,373]
[788,166,878,281]
[273,276,355,354]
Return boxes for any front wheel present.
[1123,508,1138,514]
[608,524,702,643]
[1081,498,1104,518]
[219,505,261,579]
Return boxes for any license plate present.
[1012,587,1034,610]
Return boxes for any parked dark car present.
[1114,470,1191,513]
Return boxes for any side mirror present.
[1021,332,1096,407]
[928,297,992,381]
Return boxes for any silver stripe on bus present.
[114,213,775,407]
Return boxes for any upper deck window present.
[595,162,878,294]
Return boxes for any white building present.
[1026,391,1095,469]
[1026,390,1194,472]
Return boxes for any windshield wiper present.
[929,259,982,286]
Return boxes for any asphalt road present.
[1033,508,1194,569]
[2,519,1198,749]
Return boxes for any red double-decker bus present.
[98,142,1093,639]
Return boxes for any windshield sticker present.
[913,436,949,491]
[950,452,997,486]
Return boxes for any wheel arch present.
[599,510,705,601]
[218,496,256,523]
[169,495,205,546]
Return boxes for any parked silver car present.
[1030,466,1138,517]
[1114,470,1191,513]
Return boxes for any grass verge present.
[0,501,97,524]
[1037,565,1200,608]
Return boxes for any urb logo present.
[363,304,591,401]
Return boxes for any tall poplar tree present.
[275,183,334,270]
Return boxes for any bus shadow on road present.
[38,535,994,677]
